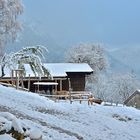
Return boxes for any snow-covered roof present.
[44,63,93,77]
[3,63,93,77]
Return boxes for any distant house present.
[0,63,93,92]
[124,90,140,109]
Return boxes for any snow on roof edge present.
[2,63,93,77]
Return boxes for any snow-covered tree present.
[0,0,23,56]
[108,73,140,103]
[65,43,108,82]
[89,73,140,103]
[86,74,109,100]
[0,45,51,78]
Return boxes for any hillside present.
[107,53,131,72]
[0,85,140,140]
[108,46,140,78]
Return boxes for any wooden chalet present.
[124,90,140,109]
[0,63,93,94]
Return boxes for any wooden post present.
[11,70,14,86]
[88,95,93,105]
[16,69,24,90]
[80,95,82,104]
[16,71,19,89]
[28,74,31,92]
[55,80,57,92]
[37,78,40,92]
[21,72,24,89]
[60,79,62,91]
[12,69,24,90]
[68,78,72,104]
[37,84,39,92]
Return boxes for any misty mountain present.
[6,22,66,62]
[107,46,140,78]
[107,53,132,73]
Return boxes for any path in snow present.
[0,105,84,140]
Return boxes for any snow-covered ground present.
[0,85,140,140]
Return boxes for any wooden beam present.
[55,80,57,92]
[60,79,62,91]
[28,74,31,92]
[15,70,18,89]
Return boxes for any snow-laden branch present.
[0,45,51,78]
[65,43,108,82]
[0,0,23,56]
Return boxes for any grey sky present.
[23,0,140,48]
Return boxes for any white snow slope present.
[0,85,140,140]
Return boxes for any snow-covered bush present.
[0,112,24,139]
[0,112,44,140]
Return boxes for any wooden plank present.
[0,82,29,91]
[70,94,90,96]
[70,91,91,94]
[38,93,90,99]
[0,82,15,87]
[37,93,68,97]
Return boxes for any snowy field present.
[0,85,140,140]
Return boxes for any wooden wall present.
[67,72,85,91]
[0,72,87,92]
[25,73,86,92]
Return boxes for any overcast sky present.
[23,0,140,48]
